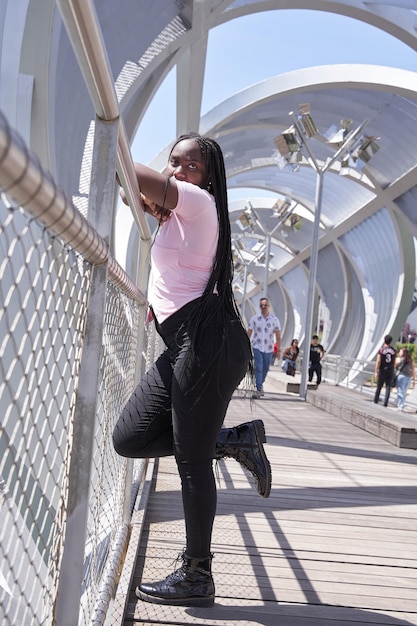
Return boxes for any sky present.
[132,9,417,165]
[116,8,417,264]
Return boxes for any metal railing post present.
[55,117,119,625]
[55,0,151,242]
[300,170,324,399]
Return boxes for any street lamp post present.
[279,111,371,400]
[232,238,267,324]
[263,233,272,298]
[246,204,283,300]
[299,169,324,400]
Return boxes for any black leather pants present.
[113,297,251,557]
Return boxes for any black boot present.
[215,420,272,498]
[136,553,215,607]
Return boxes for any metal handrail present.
[0,109,146,304]
[55,0,151,242]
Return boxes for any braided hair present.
[168,132,246,356]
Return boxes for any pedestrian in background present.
[374,334,396,406]
[281,339,299,376]
[247,297,281,398]
[308,334,325,386]
[395,347,415,411]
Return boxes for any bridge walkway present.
[112,370,417,626]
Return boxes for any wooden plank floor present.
[122,375,417,626]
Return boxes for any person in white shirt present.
[247,297,281,398]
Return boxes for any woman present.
[281,339,299,376]
[112,132,272,607]
[395,347,416,411]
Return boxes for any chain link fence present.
[0,204,88,623]
[0,114,150,624]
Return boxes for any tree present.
[401,322,417,344]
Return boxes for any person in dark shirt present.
[308,335,325,385]
[373,334,397,406]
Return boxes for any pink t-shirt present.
[149,180,218,322]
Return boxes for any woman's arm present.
[375,353,381,378]
[133,164,178,209]
[118,164,178,214]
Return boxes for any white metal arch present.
[2,0,417,365]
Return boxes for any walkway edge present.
[307,388,417,449]
[109,458,156,625]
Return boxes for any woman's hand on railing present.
[118,186,171,223]
[139,193,171,223]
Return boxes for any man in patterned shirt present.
[247,297,281,398]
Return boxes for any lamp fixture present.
[274,128,300,156]
[272,197,303,232]
[298,103,318,138]
[232,249,243,273]
[274,104,318,155]
[356,135,380,163]
[340,135,380,171]
[236,208,256,232]
[324,119,353,146]
[273,133,303,171]
[256,252,274,266]
[288,151,302,165]
[284,213,303,230]
[272,197,292,217]
[251,241,265,254]
[235,200,264,233]
[274,106,378,176]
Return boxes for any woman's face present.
[166,139,208,188]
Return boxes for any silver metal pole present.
[241,263,249,324]
[55,117,118,625]
[263,233,271,298]
[292,113,369,399]
[299,170,324,400]
[55,0,151,241]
